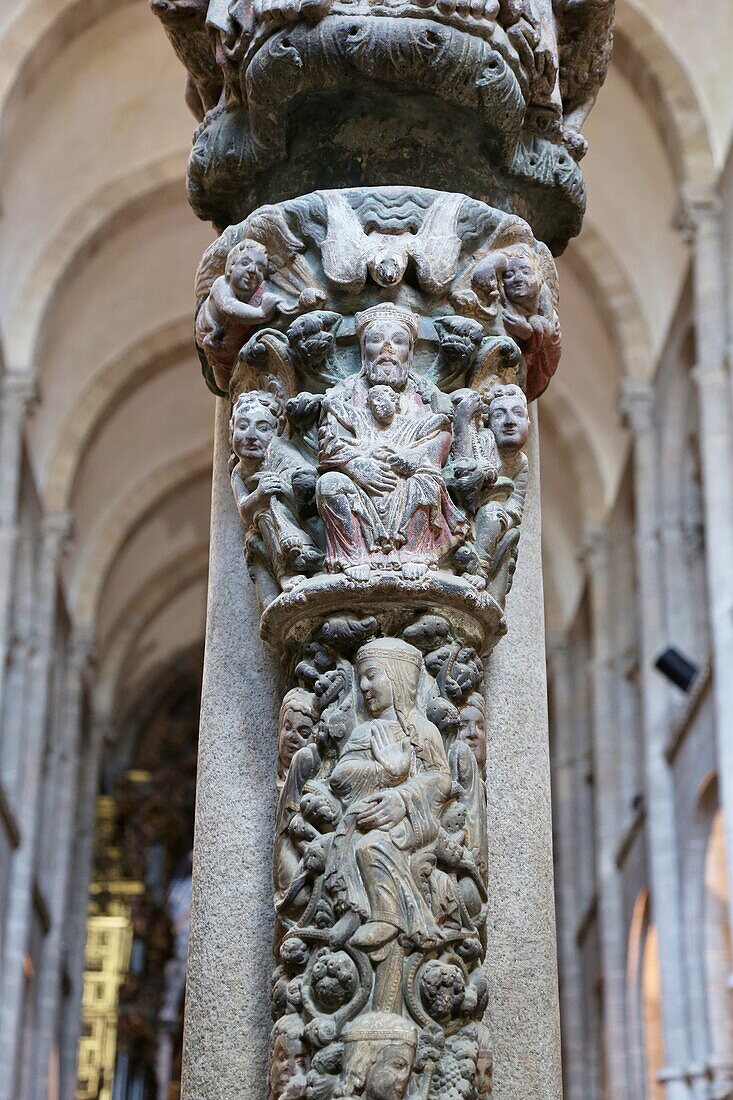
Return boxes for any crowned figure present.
[316,304,469,582]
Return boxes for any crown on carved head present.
[342,1012,418,1046]
[354,303,420,343]
[355,637,423,670]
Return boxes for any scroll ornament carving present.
[189,186,557,1097]
[151,0,613,236]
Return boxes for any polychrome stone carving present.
[189,185,554,1097]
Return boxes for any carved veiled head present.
[355,639,423,722]
[459,691,487,772]
[355,305,419,391]
[486,383,529,452]
[225,238,269,300]
[278,688,317,774]
[230,390,284,463]
[337,1012,418,1100]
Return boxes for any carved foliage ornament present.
[152,0,613,236]
[190,186,553,1097]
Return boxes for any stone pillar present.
[0,373,35,733]
[683,191,733,958]
[152,1,616,1094]
[547,639,585,1100]
[59,711,110,1100]
[485,432,562,1098]
[621,379,692,1100]
[181,399,281,1100]
[583,530,631,1100]
[30,630,93,1100]
[0,510,68,1100]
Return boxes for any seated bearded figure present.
[230,390,323,597]
[316,304,469,583]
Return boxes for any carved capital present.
[154,0,613,247]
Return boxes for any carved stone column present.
[583,530,631,1100]
[152,1,615,1096]
[0,510,70,1099]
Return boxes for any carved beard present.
[364,361,410,388]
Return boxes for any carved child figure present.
[229,390,323,600]
[196,239,281,391]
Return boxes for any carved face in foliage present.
[459,693,487,772]
[366,1044,415,1100]
[230,393,281,462]
[362,320,413,390]
[487,386,529,452]
[502,254,540,311]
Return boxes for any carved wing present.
[245,205,324,302]
[318,192,372,291]
[231,329,299,402]
[194,225,241,302]
[411,193,466,294]
[535,240,560,312]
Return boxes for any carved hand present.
[347,457,398,493]
[354,789,407,831]
[258,471,282,497]
[371,726,412,780]
[383,452,417,478]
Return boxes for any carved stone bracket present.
[153,0,614,245]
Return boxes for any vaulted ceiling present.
[0,0,726,713]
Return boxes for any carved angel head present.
[225,238,269,300]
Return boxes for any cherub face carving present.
[502,255,540,311]
[362,321,413,389]
[227,243,268,299]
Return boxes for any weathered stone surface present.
[153,0,614,247]
[181,400,281,1099]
